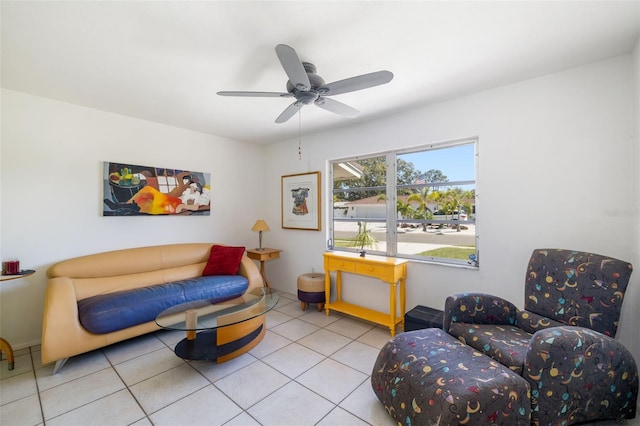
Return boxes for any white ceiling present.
[2,1,639,144]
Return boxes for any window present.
[329,138,478,267]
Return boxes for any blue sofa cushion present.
[78,275,249,334]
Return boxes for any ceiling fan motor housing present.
[286,62,326,104]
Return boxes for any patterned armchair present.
[444,249,638,425]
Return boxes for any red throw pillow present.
[202,245,245,276]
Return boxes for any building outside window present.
[329,138,478,267]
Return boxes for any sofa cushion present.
[202,245,245,276]
[78,275,248,334]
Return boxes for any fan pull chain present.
[298,110,302,160]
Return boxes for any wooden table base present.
[0,337,15,370]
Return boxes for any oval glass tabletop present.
[155,287,278,331]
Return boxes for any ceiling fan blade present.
[217,91,291,98]
[319,70,393,96]
[275,44,311,91]
[275,102,303,124]
[315,97,359,118]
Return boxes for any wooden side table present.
[0,270,36,370]
[246,248,281,288]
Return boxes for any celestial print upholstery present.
[443,248,637,425]
[371,328,531,426]
[448,323,532,375]
[524,249,633,337]
[525,326,637,425]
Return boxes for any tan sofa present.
[42,243,262,373]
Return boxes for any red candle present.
[5,260,20,275]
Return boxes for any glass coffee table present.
[155,287,278,363]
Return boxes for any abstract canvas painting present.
[103,162,211,216]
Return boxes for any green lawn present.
[419,246,476,260]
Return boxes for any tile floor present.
[0,291,634,426]
[1,291,397,426]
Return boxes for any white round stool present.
[297,273,325,311]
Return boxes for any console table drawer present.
[355,263,391,280]
[327,258,356,272]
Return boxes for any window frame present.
[328,137,479,267]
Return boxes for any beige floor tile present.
[214,361,289,409]
[262,342,324,378]
[339,381,396,426]
[0,351,34,380]
[0,393,43,425]
[298,328,352,357]
[275,300,307,318]
[357,326,393,349]
[150,385,241,426]
[29,348,45,371]
[265,309,294,328]
[114,347,185,386]
[36,350,111,391]
[248,381,334,426]
[154,329,187,347]
[325,316,375,339]
[297,358,368,404]
[103,334,165,365]
[276,291,298,302]
[299,309,343,327]
[40,368,125,420]
[248,330,291,358]
[223,412,261,426]
[317,406,370,426]
[191,352,257,382]
[0,371,38,405]
[270,318,320,341]
[129,364,209,415]
[331,341,380,374]
[45,389,145,426]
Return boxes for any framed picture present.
[103,161,211,216]
[281,171,321,231]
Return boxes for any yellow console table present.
[323,252,408,336]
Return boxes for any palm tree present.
[408,187,434,231]
[396,199,414,225]
[352,222,377,252]
[441,188,475,231]
[377,194,415,228]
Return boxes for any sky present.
[399,142,475,183]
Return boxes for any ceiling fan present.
[217,44,394,123]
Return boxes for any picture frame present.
[281,171,321,231]
[102,161,211,216]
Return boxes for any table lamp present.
[251,220,270,250]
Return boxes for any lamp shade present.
[251,220,270,232]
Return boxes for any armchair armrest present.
[444,292,518,332]
[525,326,638,425]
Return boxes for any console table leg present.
[389,282,397,337]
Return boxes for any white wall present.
[0,89,265,348]
[0,54,637,367]
[633,39,640,361]
[264,55,639,361]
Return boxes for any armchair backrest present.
[524,249,633,337]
